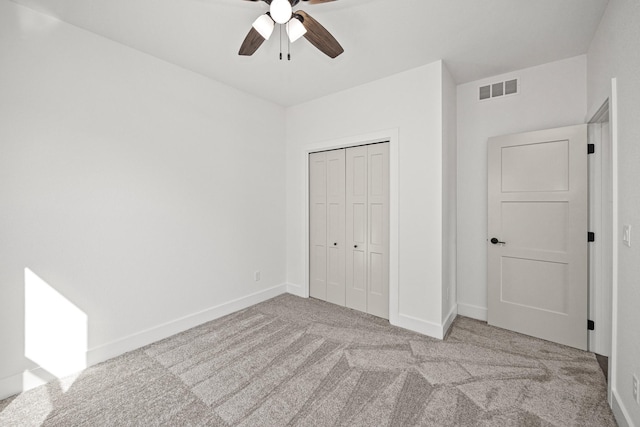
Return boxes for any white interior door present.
[366,143,389,319]
[345,146,368,313]
[488,124,588,350]
[325,149,346,305]
[309,152,327,300]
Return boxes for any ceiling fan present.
[239,0,344,59]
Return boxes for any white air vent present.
[479,78,519,101]
[505,79,518,95]
[492,82,504,97]
[479,85,491,100]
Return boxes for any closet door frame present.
[303,129,399,325]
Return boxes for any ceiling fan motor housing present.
[270,0,293,24]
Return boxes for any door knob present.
[334,242,337,246]
[490,238,506,245]
[354,245,358,248]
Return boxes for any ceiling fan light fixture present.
[270,0,293,24]
[252,13,275,40]
[286,16,307,42]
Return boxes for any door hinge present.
[588,144,595,154]
[588,232,595,242]
[588,320,595,330]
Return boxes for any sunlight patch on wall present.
[24,268,88,385]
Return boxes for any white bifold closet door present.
[309,149,346,306]
[309,143,389,319]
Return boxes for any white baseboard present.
[0,284,288,401]
[87,284,287,365]
[395,313,446,340]
[0,372,22,400]
[443,305,458,338]
[394,305,457,340]
[286,282,451,340]
[0,367,58,401]
[457,302,488,321]
[285,282,306,298]
[612,387,635,427]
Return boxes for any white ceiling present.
[10,0,609,106]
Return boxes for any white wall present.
[0,1,286,399]
[285,61,449,336]
[456,56,587,320]
[441,64,457,326]
[588,0,640,424]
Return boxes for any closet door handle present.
[333,242,337,246]
[354,245,358,248]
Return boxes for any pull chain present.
[279,25,282,60]
[288,28,291,61]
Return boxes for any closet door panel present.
[325,150,346,305]
[367,143,389,319]
[346,146,368,312]
[309,152,327,300]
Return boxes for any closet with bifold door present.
[309,142,389,319]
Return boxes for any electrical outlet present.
[254,271,261,282]
[633,374,639,405]
[623,225,631,247]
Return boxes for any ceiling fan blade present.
[302,0,337,4]
[296,10,344,58]
[239,27,266,56]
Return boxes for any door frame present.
[586,78,618,406]
[302,129,399,325]
[588,101,613,357]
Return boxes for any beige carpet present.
[0,294,616,426]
